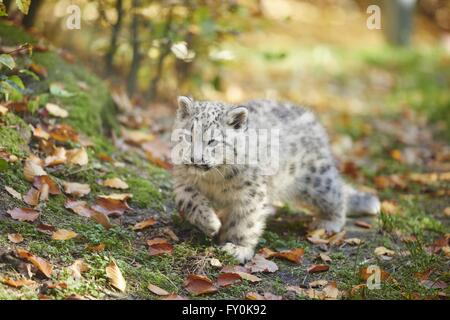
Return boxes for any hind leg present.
[294,163,347,232]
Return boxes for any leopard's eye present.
[208,140,219,147]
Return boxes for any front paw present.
[220,242,254,263]
[199,214,222,238]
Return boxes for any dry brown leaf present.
[105,260,126,292]
[309,280,328,288]
[374,246,395,257]
[24,156,47,182]
[8,233,24,244]
[328,231,346,246]
[354,220,371,229]
[133,218,157,230]
[64,199,94,217]
[121,128,154,146]
[307,237,329,245]
[45,103,68,118]
[91,211,113,230]
[344,238,363,245]
[245,292,282,300]
[210,258,222,268]
[23,187,40,206]
[63,182,91,197]
[44,147,67,167]
[52,229,78,241]
[92,197,130,216]
[5,186,22,200]
[97,193,132,201]
[148,283,169,296]
[1,277,36,288]
[307,264,330,273]
[33,175,61,195]
[244,254,278,273]
[147,238,173,256]
[216,273,242,287]
[420,280,448,289]
[7,207,40,222]
[0,104,8,115]
[322,281,340,299]
[67,148,88,166]
[16,248,53,278]
[68,259,89,279]
[102,178,129,190]
[36,223,57,235]
[49,124,79,142]
[31,125,50,140]
[184,274,217,296]
[319,253,332,263]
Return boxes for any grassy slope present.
[0,22,449,300]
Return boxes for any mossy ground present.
[0,21,449,300]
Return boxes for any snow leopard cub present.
[172,96,380,263]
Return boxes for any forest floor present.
[0,13,449,300]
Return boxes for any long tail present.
[344,185,380,216]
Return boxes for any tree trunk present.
[22,0,43,29]
[127,0,141,96]
[105,0,123,75]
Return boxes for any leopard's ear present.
[226,106,248,130]
[177,96,193,119]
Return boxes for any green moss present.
[0,113,30,158]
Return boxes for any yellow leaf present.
[106,260,126,292]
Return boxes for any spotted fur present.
[172,96,380,262]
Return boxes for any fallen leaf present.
[31,125,50,140]
[147,238,173,256]
[184,274,217,295]
[8,233,24,243]
[52,229,78,241]
[64,199,94,217]
[44,147,67,167]
[45,103,68,118]
[67,148,88,166]
[0,104,8,115]
[309,280,328,288]
[307,264,329,273]
[148,283,169,296]
[444,207,450,217]
[102,178,129,190]
[235,272,261,283]
[68,259,89,279]
[210,258,222,268]
[5,186,22,200]
[245,292,282,300]
[319,253,332,263]
[1,277,36,288]
[16,248,53,278]
[328,231,346,246]
[91,211,113,229]
[36,223,57,235]
[133,218,157,230]
[97,193,132,201]
[33,175,61,195]
[49,124,79,142]
[105,260,126,292]
[307,237,329,245]
[260,247,304,264]
[374,246,395,257]
[354,220,371,229]
[322,281,340,299]
[24,156,46,182]
[121,128,154,146]
[23,187,40,206]
[244,254,278,273]
[63,182,91,197]
[344,238,363,245]
[92,197,130,216]
[216,273,242,287]
[7,207,40,222]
